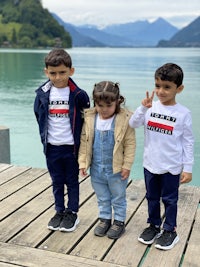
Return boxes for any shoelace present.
[144,226,157,234]
[63,212,75,222]
[111,224,120,230]
[160,231,173,241]
[111,222,124,230]
[99,221,108,228]
[53,213,63,220]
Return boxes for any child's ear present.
[70,67,75,76]
[177,84,184,93]
[44,68,49,77]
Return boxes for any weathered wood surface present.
[0,163,199,267]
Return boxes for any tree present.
[18,36,32,48]
[11,28,17,44]
[0,0,72,48]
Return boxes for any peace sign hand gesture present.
[141,91,154,108]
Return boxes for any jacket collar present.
[41,81,52,92]
[41,78,78,93]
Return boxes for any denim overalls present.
[90,116,128,222]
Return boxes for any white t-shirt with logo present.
[129,101,194,175]
[48,86,74,145]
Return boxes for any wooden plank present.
[1,178,93,243]
[0,164,12,173]
[0,165,31,185]
[37,178,96,253]
[70,180,146,262]
[78,175,95,203]
[104,185,200,267]
[38,194,98,253]
[0,165,199,267]
[182,208,200,267]
[103,195,149,266]
[0,263,22,267]
[0,172,51,220]
[141,185,200,267]
[0,187,53,242]
[0,242,124,267]
[9,178,95,248]
[0,168,47,200]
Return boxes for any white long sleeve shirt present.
[129,101,194,175]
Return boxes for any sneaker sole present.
[138,232,161,245]
[155,235,179,250]
[107,228,125,239]
[47,225,60,231]
[94,232,106,237]
[94,225,111,237]
[94,230,108,237]
[59,218,80,232]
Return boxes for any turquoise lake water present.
[0,47,199,185]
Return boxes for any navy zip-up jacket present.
[34,78,90,157]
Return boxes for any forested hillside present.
[0,0,72,48]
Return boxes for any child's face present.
[154,78,184,105]
[95,100,117,119]
[44,64,74,88]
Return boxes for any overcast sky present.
[42,0,200,29]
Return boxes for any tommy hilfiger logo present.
[49,100,69,118]
[147,112,176,135]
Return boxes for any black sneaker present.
[138,224,161,245]
[155,230,179,250]
[107,220,125,239]
[47,212,63,231]
[94,219,111,237]
[59,210,79,232]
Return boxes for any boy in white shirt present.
[34,49,90,232]
[129,63,194,250]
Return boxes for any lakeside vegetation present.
[0,0,72,49]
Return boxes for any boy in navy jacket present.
[34,48,90,232]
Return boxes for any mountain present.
[0,0,72,48]
[103,20,150,37]
[52,13,105,47]
[157,16,200,47]
[75,25,129,47]
[102,18,178,46]
[53,14,178,47]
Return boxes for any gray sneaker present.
[59,210,79,232]
[94,219,111,237]
[107,220,125,239]
[47,212,64,231]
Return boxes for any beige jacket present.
[78,107,136,173]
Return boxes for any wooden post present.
[0,126,11,164]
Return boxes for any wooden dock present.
[0,163,199,267]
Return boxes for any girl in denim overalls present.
[79,81,136,239]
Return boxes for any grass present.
[0,15,21,41]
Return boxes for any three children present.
[34,50,194,250]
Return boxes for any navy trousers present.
[46,144,79,213]
[144,168,180,231]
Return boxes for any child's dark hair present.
[93,81,125,114]
[45,48,72,68]
[155,63,184,87]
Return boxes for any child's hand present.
[121,169,130,180]
[180,172,192,183]
[142,91,154,108]
[79,168,88,178]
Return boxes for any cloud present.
[42,0,200,28]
